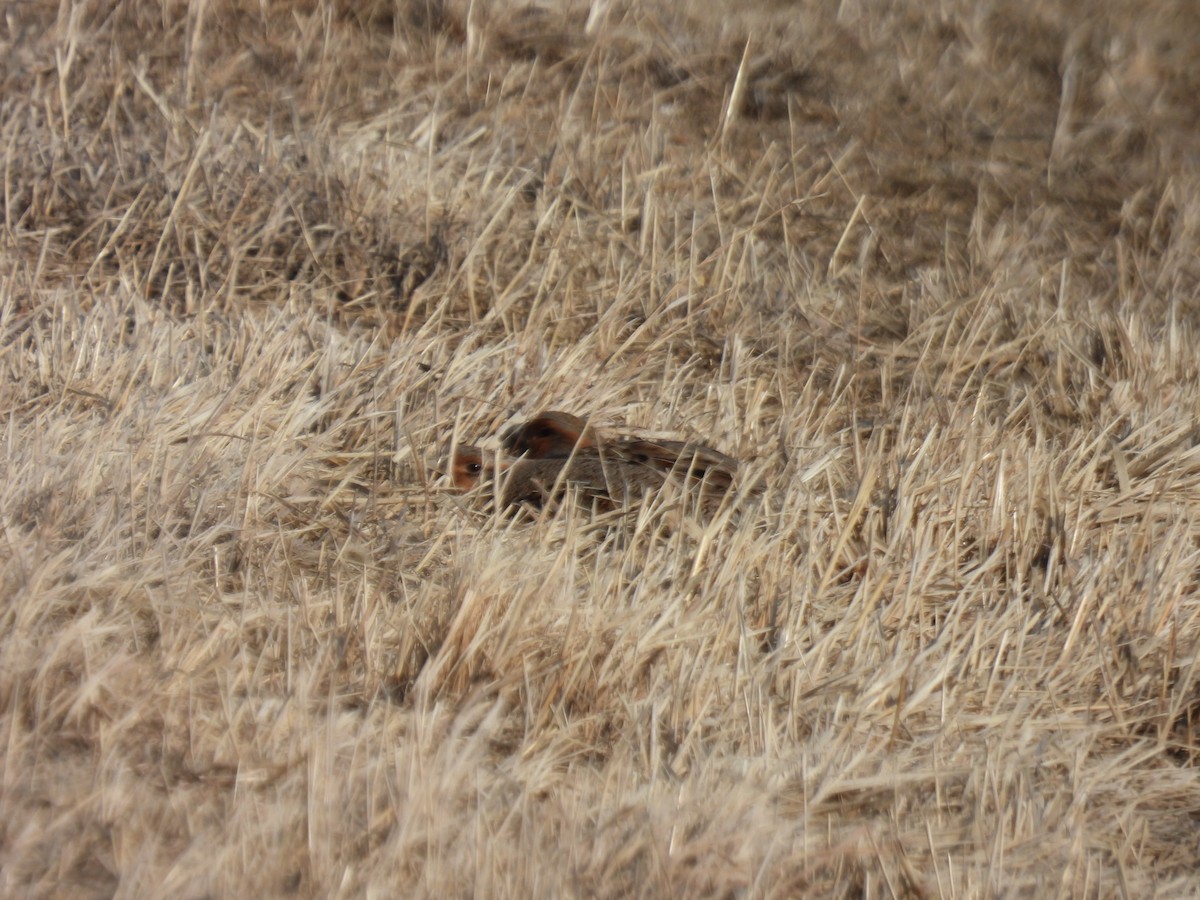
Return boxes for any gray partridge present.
[448,442,670,510]
[501,410,738,488]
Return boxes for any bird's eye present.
[467,462,482,474]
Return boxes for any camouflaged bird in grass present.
[501,410,738,489]
[447,441,674,510]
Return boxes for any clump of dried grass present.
[3,0,1200,895]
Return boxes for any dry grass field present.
[3,0,1200,895]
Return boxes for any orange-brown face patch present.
[501,411,595,458]
[448,444,501,491]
